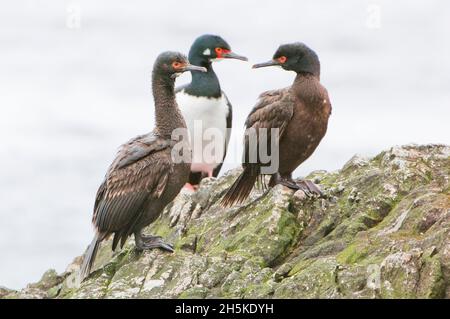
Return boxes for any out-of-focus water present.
[0,0,449,289]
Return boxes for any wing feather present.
[92,133,172,236]
[243,88,294,167]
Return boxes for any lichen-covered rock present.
[3,144,449,299]
[2,269,67,299]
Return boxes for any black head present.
[253,42,320,77]
[188,34,247,67]
[153,51,206,80]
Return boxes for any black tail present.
[78,235,101,283]
[221,167,259,207]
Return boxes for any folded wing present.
[92,133,172,249]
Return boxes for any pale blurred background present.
[0,0,449,289]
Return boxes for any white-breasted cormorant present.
[176,34,247,190]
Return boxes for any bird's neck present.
[152,73,186,138]
[292,73,327,112]
[186,57,221,98]
[294,72,320,83]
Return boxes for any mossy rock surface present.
[3,144,449,299]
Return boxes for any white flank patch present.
[202,48,211,56]
[176,90,229,174]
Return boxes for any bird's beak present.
[252,60,280,69]
[221,51,248,61]
[183,64,207,73]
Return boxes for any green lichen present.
[336,243,370,265]
[4,144,449,299]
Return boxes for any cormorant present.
[79,51,206,281]
[176,34,247,190]
[221,42,331,207]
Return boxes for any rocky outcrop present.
[3,144,449,299]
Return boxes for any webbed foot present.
[274,174,323,197]
[135,234,174,252]
[295,180,323,197]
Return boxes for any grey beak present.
[252,60,280,69]
[222,51,248,61]
[184,64,207,73]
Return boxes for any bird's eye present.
[215,47,223,54]
[277,56,287,64]
[172,61,182,69]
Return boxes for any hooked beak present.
[172,64,207,78]
[183,64,207,73]
[222,51,248,61]
[252,60,280,69]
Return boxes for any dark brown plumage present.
[79,52,206,282]
[221,43,332,207]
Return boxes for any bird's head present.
[188,34,247,67]
[153,51,207,80]
[253,42,320,77]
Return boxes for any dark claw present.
[296,180,323,197]
[136,235,174,252]
[275,175,323,197]
[157,242,175,252]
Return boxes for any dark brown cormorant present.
[221,42,332,207]
[79,52,206,281]
[176,34,247,190]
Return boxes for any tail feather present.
[257,174,268,191]
[78,235,101,283]
[221,168,259,207]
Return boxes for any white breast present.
[176,90,229,174]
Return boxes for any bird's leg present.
[134,230,174,252]
[268,173,279,188]
[207,170,213,178]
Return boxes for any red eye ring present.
[215,47,223,54]
[172,61,182,69]
[278,56,287,64]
